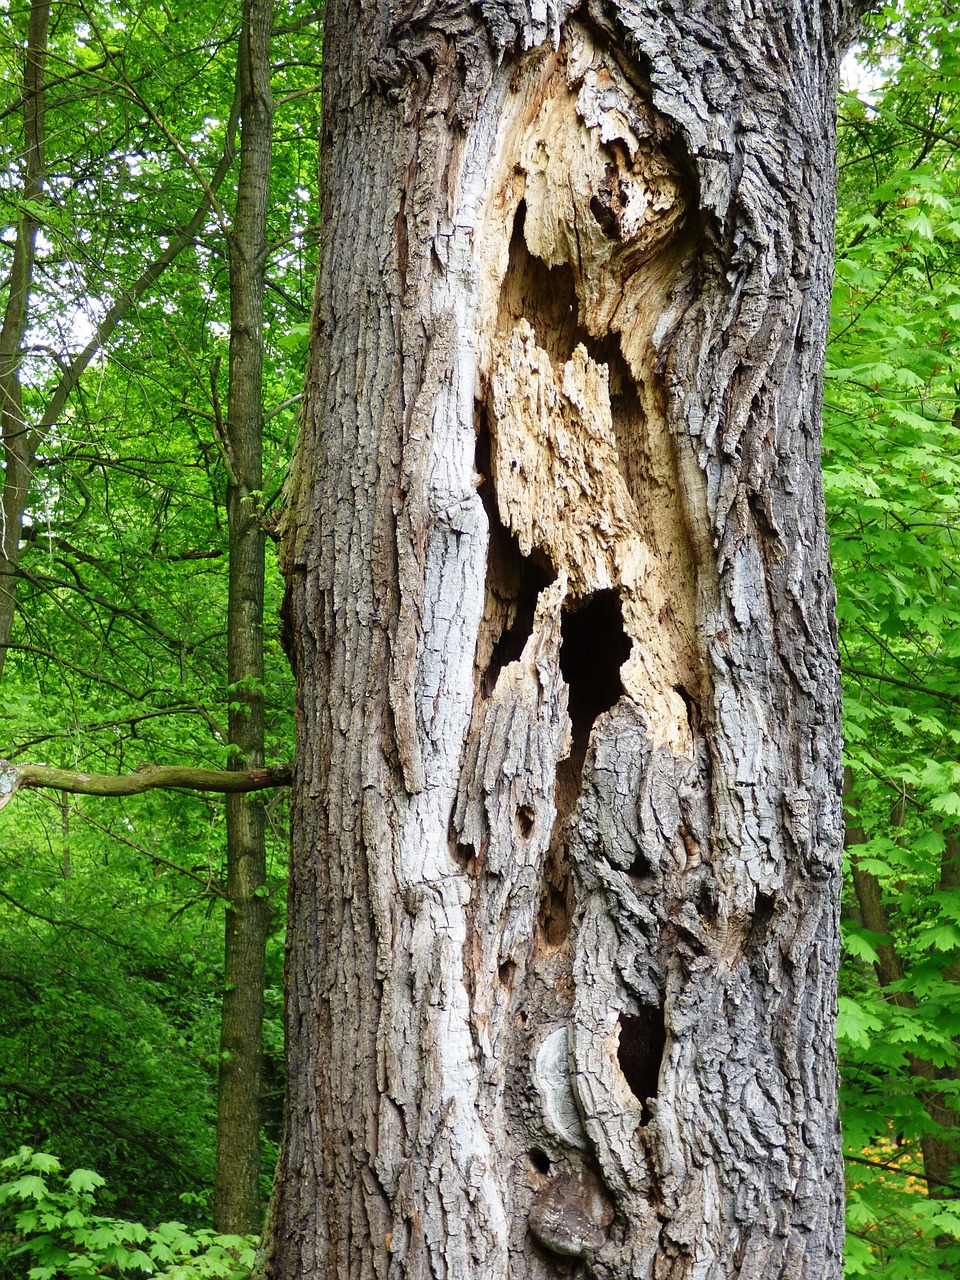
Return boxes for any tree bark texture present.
[216,0,274,1235]
[273,1,863,1276]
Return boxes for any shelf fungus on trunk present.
[529,1167,616,1258]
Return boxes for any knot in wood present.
[528,1168,614,1257]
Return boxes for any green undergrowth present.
[0,1151,256,1280]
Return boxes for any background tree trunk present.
[270,1,865,1275]
[0,0,49,682]
[845,774,960,1205]
[216,0,274,1235]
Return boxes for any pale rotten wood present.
[269,2,865,1277]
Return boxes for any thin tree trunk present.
[846,781,960,1200]
[0,0,49,683]
[931,834,960,1192]
[215,0,274,1236]
[270,1,865,1275]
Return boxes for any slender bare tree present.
[217,0,275,1235]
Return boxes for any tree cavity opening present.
[617,1006,666,1125]
[475,405,555,698]
[498,202,581,367]
[538,592,630,950]
[559,590,630,774]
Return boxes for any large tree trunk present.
[271,1,863,1275]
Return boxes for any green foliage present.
[828,0,960,1272]
[0,1149,256,1280]
[0,0,313,1226]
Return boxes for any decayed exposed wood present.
[270,1,863,1276]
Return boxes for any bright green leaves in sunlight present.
[829,1,960,1274]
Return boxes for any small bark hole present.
[499,958,517,986]
[529,1149,552,1175]
[750,890,777,944]
[559,590,630,772]
[517,804,535,838]
[754,891,776,925]
[617,1006,666,1125]
[674,683,699,734]
[590,190,621,240]
[697,880,718,922]
[454,839,476,866]
[627,850,652,880]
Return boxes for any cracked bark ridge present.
[271,1,864,1277]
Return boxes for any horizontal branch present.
[0,759,292,810]
[843,1151,960,1196]
[844,663,960,704]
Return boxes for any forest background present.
[0,0,958,1276]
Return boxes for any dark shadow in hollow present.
[539,592,631,947]
[475,405,555,699]
[498,202,581,366]
[618,1006,666,1125]
[559,590,631,777]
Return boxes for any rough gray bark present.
[216,0,274,1235]
[271,1,865,1275]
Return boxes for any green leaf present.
[842,926,890,963]
[66,1169,106,1196]
[837,997,885,1049]
[125,1249,158,1273]
[2,1175,50,1203]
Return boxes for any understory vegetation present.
[2,0,960,1275]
